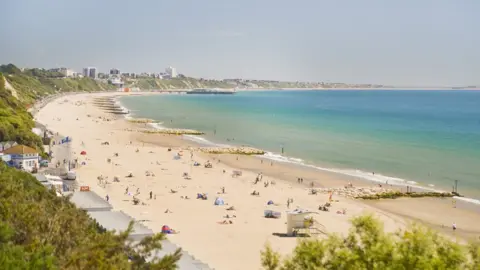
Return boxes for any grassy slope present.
[0,64,115,104]
[125,77,241,90]
[0,72,44,152]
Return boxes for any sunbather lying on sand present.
[170,189,178,193]
[217,220,233,225]
[336,209,346,215]
[162,225,179,234]
[197,193,207,200]
[226,206,235,211]
[224,214,236,218]
[180,195,190,199]
[164,209,173,213]
[251,190,260,196]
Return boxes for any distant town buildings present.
[110,68,120,75]
[83,67,97,79]
[165,66,177,78]
[48,67,75,77]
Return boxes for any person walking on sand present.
[106,194,109,202]
[452,222,457,231]
[150,191,153,200]
[125,187,129,195]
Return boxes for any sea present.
[119,90,480,202]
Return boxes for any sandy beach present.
[35,92,480,270]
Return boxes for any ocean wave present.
[260,151,417,186]
[454,196,480,205]
[258,151,480,205]
[114,98,132,119]
[147,122,166,130]
[182,135,231,147]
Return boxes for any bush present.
[0,162,181,269]
[261,215,480,270]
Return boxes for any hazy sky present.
[1,0,479,86]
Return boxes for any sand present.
[35,92,480,270]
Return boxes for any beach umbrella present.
[80,151,87,155]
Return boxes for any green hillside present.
[0,72,44,152]
[0,65,181,268]
[0,64,116,104]
[125,77,233,90]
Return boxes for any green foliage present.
[0,64,22,75]
[125,77,235,90]
[23,68,65,78]
[0,72,44,151]
[0,162,181,269]
[261,215,480,270]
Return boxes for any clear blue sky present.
[1,0,478,86]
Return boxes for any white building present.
[2,145,40,172]
[165,66,177,78]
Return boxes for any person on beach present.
[150,191,153,199]
[453,222,457,231]
[125,187,129,195]
[106,194,109,202]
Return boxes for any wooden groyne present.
[128,118,158,124]
[126,128,204,135]
[198,146,265,155]
[311,187,454,200]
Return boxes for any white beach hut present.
[286,209,319,236]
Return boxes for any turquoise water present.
[120,91,480,198]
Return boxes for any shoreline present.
[117,94,479,204]
[35,92,480,270]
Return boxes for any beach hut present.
[286,209,318,236]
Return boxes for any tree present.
[0,162,181,269]
[261,215,480,270]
